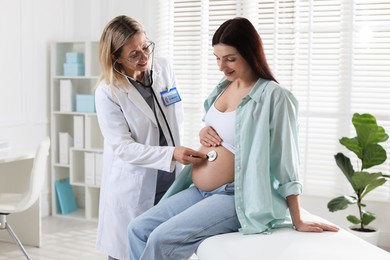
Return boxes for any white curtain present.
[154,0,390,200]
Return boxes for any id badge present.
[160,87,182,106]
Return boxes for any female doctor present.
[95,16,205,260]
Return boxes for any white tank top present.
[204,102,236,154]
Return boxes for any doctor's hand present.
[199,126,222,147]
[173,147,207,165]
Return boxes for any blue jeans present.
[127,183,240,260]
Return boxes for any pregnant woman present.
[127,17,339,260]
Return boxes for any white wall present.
[0,0,153,149]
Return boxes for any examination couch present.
[196,209,390,260]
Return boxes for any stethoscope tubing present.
[151,86,176,147]
[113,53,176,147]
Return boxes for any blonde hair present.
[97,15,145,89]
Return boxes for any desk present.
[0,150,41,247]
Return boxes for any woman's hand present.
[173,146,208,165]
[199,126,222,147]
[294,221,340,233]
[287,194,339,233]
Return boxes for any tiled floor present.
[0,216,200,260]
[0,216,105,260]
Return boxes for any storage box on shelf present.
[50,41,103,221]
[64,52,85,76]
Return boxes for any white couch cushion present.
[196,210,390,260]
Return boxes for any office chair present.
[0,136,50,260]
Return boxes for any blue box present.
[66,52,84,63]
[64,63,85,76]
[76,95,95,113]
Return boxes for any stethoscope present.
[112,53,176,147]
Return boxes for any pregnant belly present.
[192,145,235,192]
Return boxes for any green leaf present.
[362,212,376,226]
[352,172,382,191]
[361,176,387,198]
[347,215,361,225]
[352,113,389,146]
[327,196,356,212]
[362,144,387,169]
[334,153,355,187]
[340,137,362,158]
[352,172,387,198]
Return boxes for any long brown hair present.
[212,17,277,83]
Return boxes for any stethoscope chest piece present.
[207,150,218,162]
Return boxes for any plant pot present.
[348,225,379,246]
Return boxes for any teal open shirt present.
[162,77,303,235]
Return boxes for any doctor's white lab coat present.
[95,57,183,260]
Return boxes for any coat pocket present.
[106,164,144,208]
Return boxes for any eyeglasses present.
[126,41,155,63]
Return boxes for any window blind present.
[350,0,390,200]
[155,0,239,149]
[155,0,390,201]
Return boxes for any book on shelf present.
[84,116,104,149]
[73,115,84,148]
[84,152,95,186]
[55,177,77,215]
[58,132,73,164]
[59,79,75,112]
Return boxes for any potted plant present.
[327,113,389,243]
